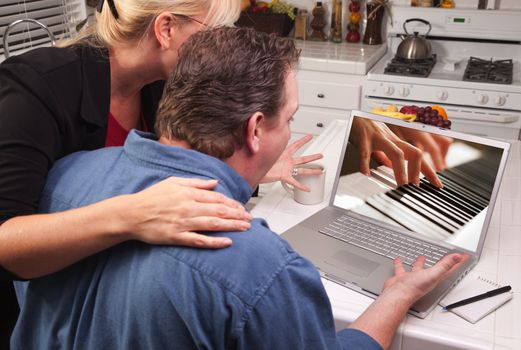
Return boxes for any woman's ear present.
[153,12,175,50]
[246,112,265,155]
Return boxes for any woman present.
[0,0,322,331]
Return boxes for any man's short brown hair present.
[155,27,299,159]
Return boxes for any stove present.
[463,57,513,84]
[384,55,437,78]
[363,6,521,140]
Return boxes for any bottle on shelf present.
[330,0,343,43]
[346,0,361,43]
[309,1,327,41]
[294,9,308,40]
[362,0,385,45]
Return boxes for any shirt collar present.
[123,130,253,204]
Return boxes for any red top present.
[105,112,148,147]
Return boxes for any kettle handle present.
[403,18,432,37]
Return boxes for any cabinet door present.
[299,80,361,110]
[292,105,348,135]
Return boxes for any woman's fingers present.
[180,215,251,233]
[420,159,443,188]
[179,202,252,228]
[166,176,219,189]
[375,138,407,186]
[167,231,234,249]
[190,185,251,215]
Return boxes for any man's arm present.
[237,254,382,350]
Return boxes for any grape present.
[443,120,452,128]
[271,1,296,19]
[430,118,438,126]
[418,107,425,115]
[432,110,439,117]
[436,120,444,127]
[425,106,432,112]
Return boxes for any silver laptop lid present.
[330,110,510,257]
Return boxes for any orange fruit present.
[349,12,361,24]
[432,105,448,120]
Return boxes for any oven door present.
[362,97,521,140]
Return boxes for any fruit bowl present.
[372,105,452,129]
[400,105,451,129]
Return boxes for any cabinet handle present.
[316,122,324,128]
[317,93,325,98]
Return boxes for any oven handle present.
[362,99,519,124]
[448,113,518,124]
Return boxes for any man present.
[12,27,466,350]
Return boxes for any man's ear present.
[245,112,265,155]
[153,12,175,50]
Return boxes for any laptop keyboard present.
[319,215,449,267]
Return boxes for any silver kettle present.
[396,18,432,60]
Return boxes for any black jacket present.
[0,45,164,225]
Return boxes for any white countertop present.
[295,40,387,75]
[250,120,521,350]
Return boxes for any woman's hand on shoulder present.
[120,177,252,249]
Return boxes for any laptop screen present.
[332,113,509,254]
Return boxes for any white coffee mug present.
[282,163,326,205]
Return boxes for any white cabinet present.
[292,69,366,141]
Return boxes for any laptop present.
[281,110,510,318]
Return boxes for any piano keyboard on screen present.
[362,156,496,240]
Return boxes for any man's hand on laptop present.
[382,254,469,305]
[348,253,469,350]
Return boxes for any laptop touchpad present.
[325,251,380,277]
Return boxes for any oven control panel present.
[363,81,521,111]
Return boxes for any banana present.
[371,107,416,122]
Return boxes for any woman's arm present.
[0,177,251,280]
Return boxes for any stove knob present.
[494,95,507,106]
[399,87,410,97]
[436,90,448,101]
[476,94,489,105]
[383,85,395,96]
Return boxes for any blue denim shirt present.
[12,131,382,350]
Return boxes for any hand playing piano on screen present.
[261,134,323,192]
[388,125,453,172]
[350,118,443,188]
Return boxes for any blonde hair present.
[61,0,240,48]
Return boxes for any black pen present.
[443,285,512,311]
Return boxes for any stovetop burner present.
[463,57,513,84]
[384,55,436,78]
